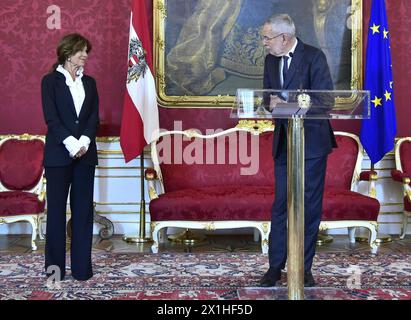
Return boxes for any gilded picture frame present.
[153,0,363,108]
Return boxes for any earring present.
[68,57,71,62]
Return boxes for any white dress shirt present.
[280,39,298,87]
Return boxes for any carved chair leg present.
[348,227,356,243]
[400,211,408,240]
[38,214,45,240]
[253,229,260,242]
[66,204,114,240]
[159,228,167,243]
[261,233,269,255]
[93,203,114,239]
[28,217,38,251]
[368,225,378,254]
[258,225,269,255]
[317,231,333,244]
[151,226,160,253]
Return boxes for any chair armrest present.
[145,168,158,181]
[391,169,411,184]
[359,170,378,181]
[359,170,377,198]
[391,170,411,202]
[405,184,411,203]
[145,168,159,200]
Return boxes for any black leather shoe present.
[304,270,316,287]
[259,268,281,287]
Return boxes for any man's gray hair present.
[265,14,296,37]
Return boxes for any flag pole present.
[121,0,158,245]
[123,150,152,243]
[370,162,392,244]
[356,162,392,244]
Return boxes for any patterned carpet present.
[0,252,410,300]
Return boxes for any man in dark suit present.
[259,14,337,287]
[41,33,99,281]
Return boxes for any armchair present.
[0,134,46,250]
[320,132,380,253]
[391,137,411,239]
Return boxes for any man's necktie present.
[282,55,289,88]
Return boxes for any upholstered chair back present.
[399,140,411,179]
[159,131,274,192]
[392,138,411,239]
[0,138,44,191]
[325,134,360,190]
[0,134,46,250]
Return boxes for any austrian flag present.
[120,0,159,163]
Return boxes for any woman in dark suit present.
[41,33,99,281]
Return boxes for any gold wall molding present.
[94,202,144,205]
[380,203,403,206]
[236,120,274,134]
[97,150,123,155]
[95,175,142,179]
[97,166,140,170]
[96,137,120,143]
[378,212,406,216]
[153,0,363,107]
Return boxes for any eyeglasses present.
[262,33,284,41]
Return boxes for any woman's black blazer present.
[41,70,99,167]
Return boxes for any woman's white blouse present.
[56,64,85,117]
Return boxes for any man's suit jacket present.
[263,39,337,159]
[41,71,99,167]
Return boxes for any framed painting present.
[153,0,363,107]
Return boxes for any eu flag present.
[360,0,397,165]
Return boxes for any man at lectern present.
[259,14,337,287]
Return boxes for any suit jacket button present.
[75,120,79,124]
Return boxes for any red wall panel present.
[385,0,411,137]
[0,0,131,136]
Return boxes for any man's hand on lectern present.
[269,94,286,110]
